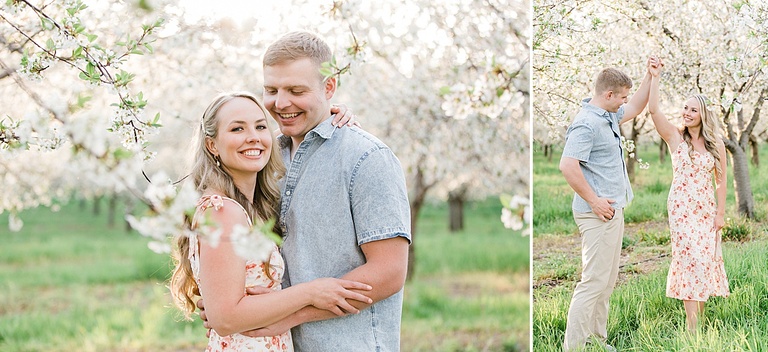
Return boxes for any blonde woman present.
[170,92,372,351]
[647,58,730,332]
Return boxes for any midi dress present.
[665,141,730,301]
[190,195,293,351]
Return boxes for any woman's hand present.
[303,278,373,316]
[330,103,361,128]
[648,56,663,77]
[715,214,725,232]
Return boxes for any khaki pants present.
[563,209,624,351]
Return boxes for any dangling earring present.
[214,155,221,167]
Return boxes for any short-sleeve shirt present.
[561,98,633,213]
[277,116,411,352]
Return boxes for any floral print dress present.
[190,195,293,351]
[665,142,730,301]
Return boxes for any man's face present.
[605,87,630,113]
[262,57,336,143]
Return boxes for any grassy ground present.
[532,142,768,351]
[0,197,529,352]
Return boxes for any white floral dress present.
[190,195,293,351]
[665,142,730,301]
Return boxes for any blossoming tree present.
[534,0,768,218]
[1,0,529,275]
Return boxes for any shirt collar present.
[276,114,337,149]
[581,98,610,116]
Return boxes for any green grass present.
[533,242,768,351]
[534,142,768,234]
[533,141,768,351]
[0,197,529,352]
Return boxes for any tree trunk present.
[623,113,645,183]
[406,166,436,281]
[93,195,102,215]
[659,140,668,163]
[749,134,759,166]
[107,194,117,228]
[727,146,756,218]
[448,186,468,232]
[543,143,553,162]
[124,196,134,232]
[448,196,464,232]
[79,197,86,211]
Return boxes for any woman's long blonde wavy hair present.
[170,92,286,320]
[682,94,723,182]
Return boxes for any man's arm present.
[560,156,615,221]
[240,237,409,337]
[620,60,653,124]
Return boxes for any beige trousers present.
[563,209,624,351]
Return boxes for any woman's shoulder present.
[197,193,251,226]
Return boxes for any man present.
[560,61,652,351]
[199,31,411,351]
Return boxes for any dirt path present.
[533,220,672,292]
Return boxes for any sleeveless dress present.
[189,195,293,352]
[665,142,730,301]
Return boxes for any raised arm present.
[620,58,653,124]
[647,57,680,145]
[197,201,372,337]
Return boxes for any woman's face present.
[206,97,273,184]
[682,97,703,129]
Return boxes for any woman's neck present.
[688,126,703,142]
[232,176,257,204]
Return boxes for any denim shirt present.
[561,99,633,213]
[278,116,411,352]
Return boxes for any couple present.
[169,31,411,351]
[559,57,729,350]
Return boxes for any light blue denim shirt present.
[561,99,633,213]
[277,116,411,352]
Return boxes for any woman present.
[170,92,372,351]
[648,57,730,332]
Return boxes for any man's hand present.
[649,56,663,77]
[588,198,616,222]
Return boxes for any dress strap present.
[192,194,253,228]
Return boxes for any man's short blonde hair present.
[595,68,633,94]
[263,31,332,80]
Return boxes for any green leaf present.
[144,43,154,54]
[46,38,55,51]
[112,147,134,160]
[77,94,92,108]
[439,86,451,96]
[40,17,54,30]
[86,34,98,43]
[319,67,333,78]
[500,193,513,208]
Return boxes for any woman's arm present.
[647,58,680,146]
[621,70,652,124]
[714,139,727,231]
[197,202,372,337]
